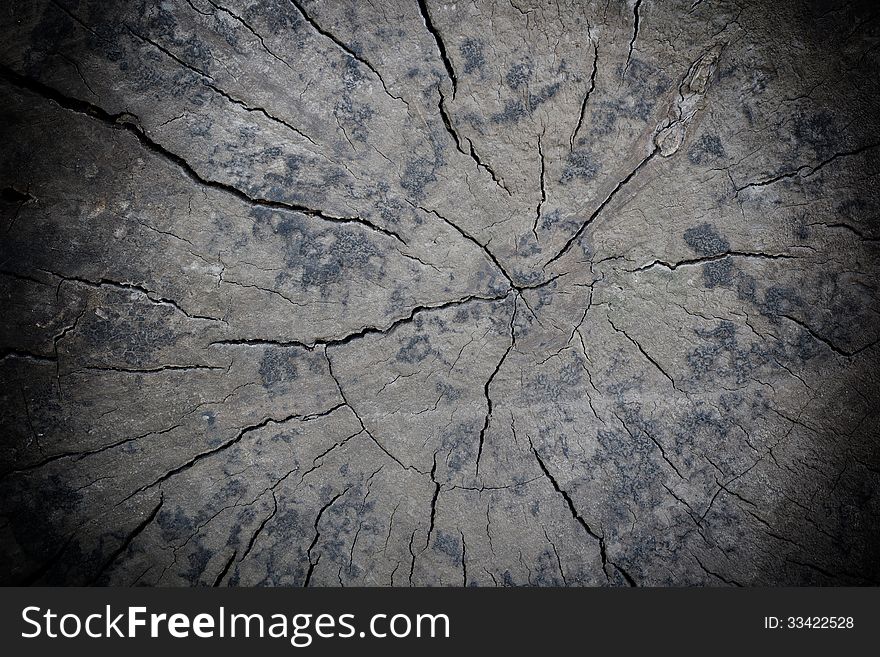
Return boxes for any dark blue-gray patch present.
[687,134,726,165]
[441,420,478,473]
[460,38,485,74]
[432,530,461,560]
[157,505,194,542]
[401,156,439,197]
[492,99,527,124]
[506,61,532,89]
[702,258,734,288]
[792,111,838,158]
[334,94,373,142]
[396,334,433,363]
[683,223,730,256]
[184,543,213,583]
[561,151,599,183]
[259,347,299,386]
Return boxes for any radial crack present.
[124,410,329,500]
[416,0,458,96]
[608,316,681,392]
[630,251,796,272]
[735,141,880,193]
[425,453,441,548]
[40,269,222,322]
[623,0,644,80]
[437,86,510,194]
[417,205,517,288]
[0,67,403,245]
[570,38,598,149]
[206,0,295,71]
[533,133,547,240]
[530,439,614,579]
[545,148,658,268]
[304,488,350,586]
[287,0,406,104]
[89,494,164,584]
[476,300,517,477]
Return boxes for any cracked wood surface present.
[1,0,879,586]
